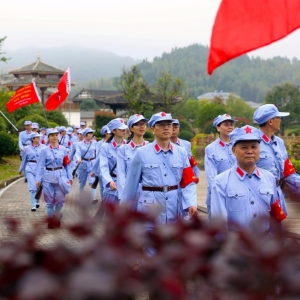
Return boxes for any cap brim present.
[117,124,128,130]
[276,112,290,117]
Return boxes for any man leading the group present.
[120,112,198,230]
[253,104,300,215]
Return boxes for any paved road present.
[0,170,299,248]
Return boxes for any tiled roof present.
[8,56,65,74]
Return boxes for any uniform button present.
[248,175,252,179]
[150,165,152,168]
[144,200,146,203]
[164,174,167,177]
[251,201,254,204]
[253,214,257,218]
[267,192,269,195]
[235,194,238,197]
[166,197,168,200]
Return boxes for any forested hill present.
[137,44,300,103]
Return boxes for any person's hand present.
[36,181,41,188]
[19,171,22,175]
[109,181,117,190]
[188,206,198,218]
[77,159,81,163]
[90,172,95,177]
[21,148,25,152]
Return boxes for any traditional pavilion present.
[0,55,67,104]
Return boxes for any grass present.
[0,155,21,181]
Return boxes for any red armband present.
[189,156,198,167]
[63,155,71,167]
[283,158,296,178]
[68,141,72,147]
[180,166,198,188]
[270,199,286,222]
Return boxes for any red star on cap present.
[120,119,124,123]
[161,112,167,116]
[244,126,252,134]
[225,114,230,117]
[135,114,140,116]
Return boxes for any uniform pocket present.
[259,188,273,207]
[171,163,183,182]
[227,189,246,211]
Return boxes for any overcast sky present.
[2,0,300,60]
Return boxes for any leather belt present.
[82,157,95,161]
[111,173,117,178]
[28,160,37,163]
[142,185,178,192]
[46,167,63,171]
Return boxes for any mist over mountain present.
[1,45,140,84]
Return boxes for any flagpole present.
[0,110,19,132]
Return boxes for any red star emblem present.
[244,126,252,134]
[225,114,230,117]
[120,119,124,123]
[161,112,167,117]
[135,114,140,116]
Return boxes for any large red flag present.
[207,0,300,75]
[6,82,41,113]
[45,67,71,111]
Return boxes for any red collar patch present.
[154,143,161,153]
[219,140,225,148]
[236,167,245,178]
[176,138,181,145]
[262,134,270,143]
[112,141,117,149]
[130,141,136,149]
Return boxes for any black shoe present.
[24,178,27,183]
[36,203,39,208]
[31,207,36,212]
[92,199,99,205]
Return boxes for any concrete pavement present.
[0,170,300,248]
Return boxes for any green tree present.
[80,98,99,111]
[264,83,300,135]
[45,110,68,126]
[153,72,186,112]
[196,99,226,129]
[225,94,254,120]
[0,36,8,63]
[115,66,153,115]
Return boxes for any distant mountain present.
[137,44,300,102]
[1,45,140,85]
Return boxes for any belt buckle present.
[162,185,169,193]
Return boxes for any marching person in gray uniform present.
[91,125,111,200]
[117,114,149,200]
[36,128,73,228]
[120,112,198,231]
[18,120,33,183]
[98,118,127,205]
[75,127,98,203]
[204,114,237,216]
[19,132,46,211]
[171,119,200,179]
[254,104,300,214]
[211,125,286,233]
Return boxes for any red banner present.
[207,0,300,75]
[46,68,71,111]
[6,83,41,113]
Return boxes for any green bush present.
[45,111,68,126]
[95,111,116,129]
[0,117,6,132]
[291,159,300,173]
[0,132,18,158]
[203,123,216,134]
[178,130,194,142]
[47,121,59,128]
[144,129,154,142]
[15,114,48,129]
[287,129,300,137]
